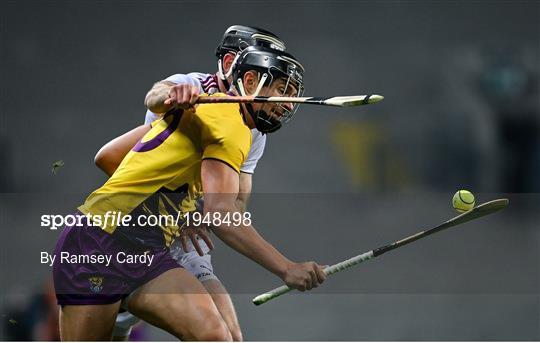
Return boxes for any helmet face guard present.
[215,25,286,80]
[231,47,305,133]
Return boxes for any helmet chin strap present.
[236,72,268,97]
[218,53,242,81]
[220,78,230,92]
[253,73,268,96]
[217,59,226,80]
[236,78,248,96]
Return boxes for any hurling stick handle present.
[196,95,256,104]
[252,251,375,305]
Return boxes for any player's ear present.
[222,52,236,75]
[242,70,259,95]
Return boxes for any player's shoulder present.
[163,72,207,83]
[250,129,266,146]
[164,72,214,85]
[196,92,240,117]
[163,72,218,94]
[195,93,250,137]
[247,128,266,157]
[186,72,213,81]
[189,72,219,93]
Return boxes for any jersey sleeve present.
[240,129,266,174]
[197,101,251,173]
[144,73,206,125]
[165,73,203,88]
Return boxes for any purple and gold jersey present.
[78,95,251,246]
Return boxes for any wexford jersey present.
[78,95,252,245]
[145,72,266,174]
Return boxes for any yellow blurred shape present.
[331,121,410,190]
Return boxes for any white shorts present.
[169,236,218,283]
[113,311,141,338]
[114,239,218,336]
[177,250,218,283]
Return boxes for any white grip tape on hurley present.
[252,251,375,305]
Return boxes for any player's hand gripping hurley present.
[252,198,509,306]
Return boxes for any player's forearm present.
[236,172,252,212]
[144,81,174,114]
[214,223,292,279]
[94,125,151,176]
[207,205,291,279]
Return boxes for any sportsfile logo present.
[40,211,253,230]
[41,212,135,230]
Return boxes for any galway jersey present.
[78,95,252,247]
[145,72,266,174]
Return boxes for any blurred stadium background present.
[1,0,538,341]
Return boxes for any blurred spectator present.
[4,280,59,341]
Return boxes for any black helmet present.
[215,25,286,59]
[231,46,305,133]
[215,25,286,82]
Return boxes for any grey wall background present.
[1,0,539,341]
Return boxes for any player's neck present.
[216,76,229,93]
[240,104,256,129]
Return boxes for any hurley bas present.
[41,251,154,267]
